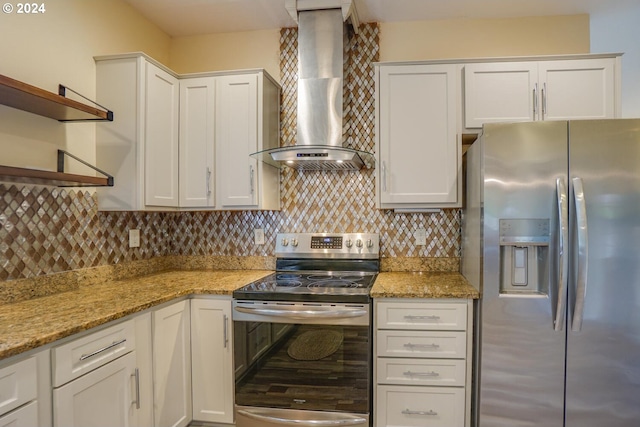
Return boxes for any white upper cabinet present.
[464,55,620,128]
[376,63,460,208]
[215,72,281,210]
[144,63,180,208]
[96,53,281,211]
[216,74,259,208]
[96,55,179,211]
[179,77,215,208]
[464,62,538,126]
[537,58,616,121]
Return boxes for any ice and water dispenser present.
[499,219,550,295]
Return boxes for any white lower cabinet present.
[152,300,192,427]
[51,319,142,427]
[374,299,473,427]
[53,352,138,427]
[0,400,38,427]
[0,349,50,427]
[190,297,234,424]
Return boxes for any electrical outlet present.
[415,228,427,246]
[254,228,265,245]
[129,229,140,248]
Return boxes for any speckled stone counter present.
[371,271,479,299]
[0,270,272,360]
[1,267,479,361]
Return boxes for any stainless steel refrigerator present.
[462,119,640,427]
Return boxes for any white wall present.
[590,1,640,118]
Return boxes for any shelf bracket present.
[57,150,114,187]
[58,85,114,122]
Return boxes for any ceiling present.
[123,0,620,38]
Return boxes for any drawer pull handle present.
[403,342,440,350]
[79,338,127,361]
[404,315,440,321]
[402,409,438,416]
[403,370,440,377]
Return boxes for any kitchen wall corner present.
[0,22,461,287]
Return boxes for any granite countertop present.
[0,270,272,360]
[371,271,479,299]
[0,269,478,361]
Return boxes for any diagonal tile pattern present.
[0,23,461,282]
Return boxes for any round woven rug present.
[287,329,344,361]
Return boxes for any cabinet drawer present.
[0,356,37,416]
[53,319,135,387]
[0,400,38,427]
[377,358,466,387]
[376,385,465,427]
[376,301,467,331]
[377,330,466,359]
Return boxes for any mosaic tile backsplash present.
[0,23,461,282]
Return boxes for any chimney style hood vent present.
[251,0,375,171]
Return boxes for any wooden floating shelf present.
[0,165,112,187]
[0,73,113,122]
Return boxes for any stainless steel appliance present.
[233,232,379,427]
[462,119,640,426]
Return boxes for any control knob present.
[356,239,363,248]
[366,239,373,248]
[281,238,289,247]
[291,238,298,247]
[345,239,353,248]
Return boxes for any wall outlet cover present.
[254,228,265,245]
[129,229,140,248]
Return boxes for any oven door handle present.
[234,306,368,319]
[237,408,367,426]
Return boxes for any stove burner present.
[248,280,302,291]
[307,279,360,289]
[277,273,302,280]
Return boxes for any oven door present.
[233,300,371,427]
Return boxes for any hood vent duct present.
[251,0,375,171]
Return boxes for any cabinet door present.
[215,74,259,208]
[378,64,458,206]
[53,352,138,427]
[179,77,215,208]
[464,62,537,127]
[190,298,234,424]
[145,62,179,207]
[538,58,616,121]
[153,300,191,427]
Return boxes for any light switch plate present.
[254,228,265,245]
[129,229,140,248]
[415,228,427,246]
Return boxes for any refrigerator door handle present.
[571,176,589,331]
[554,177,569,331]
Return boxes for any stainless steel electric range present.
[233,232,379,427]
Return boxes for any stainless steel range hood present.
[251,0,375,171]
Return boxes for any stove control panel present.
[311,236,343,249]
[275,233,379,259]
